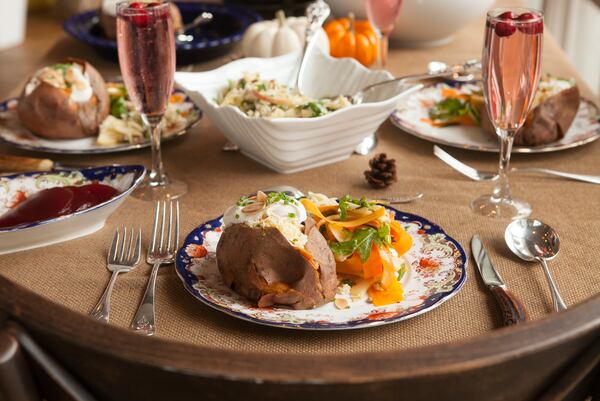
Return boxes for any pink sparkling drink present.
[117,2,175,116]
[471,8,543,219]
[116,1,186,200]
[483,10,543,131]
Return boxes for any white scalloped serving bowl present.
[175,50,416,173]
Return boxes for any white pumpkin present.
[241,10,329,58]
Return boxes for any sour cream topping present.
[223,195,308,247]
[25,63,93,104]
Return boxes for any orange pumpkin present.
[324,13,379,67]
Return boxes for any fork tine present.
[108,228,120,263]
[150,201,161,253]
[126,227,135,262]
[118,227,128,263]
[174,201,180,251]
[134,228,142,263]
[166,201,173,252]
[158,201,167,252]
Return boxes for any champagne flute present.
[364,0,402,67]
[471,8,543,218]
[116,1,186,200]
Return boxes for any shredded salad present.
[302,193,413,308]
[217,73,352,118]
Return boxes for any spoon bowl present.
[505,218,566,311]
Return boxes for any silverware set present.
[91,200,180,336]
[473,217,567,326]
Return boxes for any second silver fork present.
[91,227,142,323]
[131,200,180,336]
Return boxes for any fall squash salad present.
[301,193,413,308]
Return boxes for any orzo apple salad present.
[217,73,352,118]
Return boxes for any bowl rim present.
[0,165,146,233]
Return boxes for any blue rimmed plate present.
[0,165,145,254]
[63,3,261,65]
[0,87,201,155]
[175,207,467,330]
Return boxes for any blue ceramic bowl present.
[63,3,261,65]
[0,165,145,254]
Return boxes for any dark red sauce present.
[0,183,119,229]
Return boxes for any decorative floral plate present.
[0,88,201,155]
[175,207,467,330]
[390,82,600,153]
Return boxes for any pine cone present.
[364,153,397,189]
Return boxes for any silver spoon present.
[260,185,423,204]
[505,218,567,312]
[434,145,600,185]
[175,12,213,43]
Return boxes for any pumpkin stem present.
[275,9,286,27]
[348,12,355,34]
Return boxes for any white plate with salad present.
[390,78,600,153]
[0,82,202,155]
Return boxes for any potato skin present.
[17,59,109,139]
[480,86,580,146]
[216,219,337,310]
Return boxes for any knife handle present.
[0,154,54,173]
[491,286,529,326]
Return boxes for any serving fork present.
[131,200,180,336]
[434,145,600,185]
[91,227,142,323]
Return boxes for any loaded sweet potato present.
[216,192,337,309]
[17,59,109,139]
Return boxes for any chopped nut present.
[256,191,267,203]
[242,202,265,213]
[334,298,350,310]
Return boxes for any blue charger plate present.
[63,2,261,65]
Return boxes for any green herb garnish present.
[288,212,296,218]
[266,192,293,205]
[397,263,407,282]
[256,83,267,92]
[236,196,252,207]
[52,63,72,74]
[330,226,388,263]
[338,195,375,221]
[307,101,326,117]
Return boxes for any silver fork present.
[433,145,600,184]
[130,200,180,336]
[91,227,142,323]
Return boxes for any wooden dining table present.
[0,2,599,400]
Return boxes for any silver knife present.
[472,235,529,326]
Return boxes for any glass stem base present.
[470,194,531,219]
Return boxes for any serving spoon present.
[505,218,567,312]
[260,185,423,204]
[175,12,214,43]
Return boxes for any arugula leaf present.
[330,226,382,263]
[429,98,465,121]
[378,223,391,244]
[465,101,481,124]
[109,96,127,119]
[397,263,407,282]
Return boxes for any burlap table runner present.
[0,4,599,356]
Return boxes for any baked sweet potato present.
[480,83,580,146]
[216,217,337,310]
[17,59,109,139]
